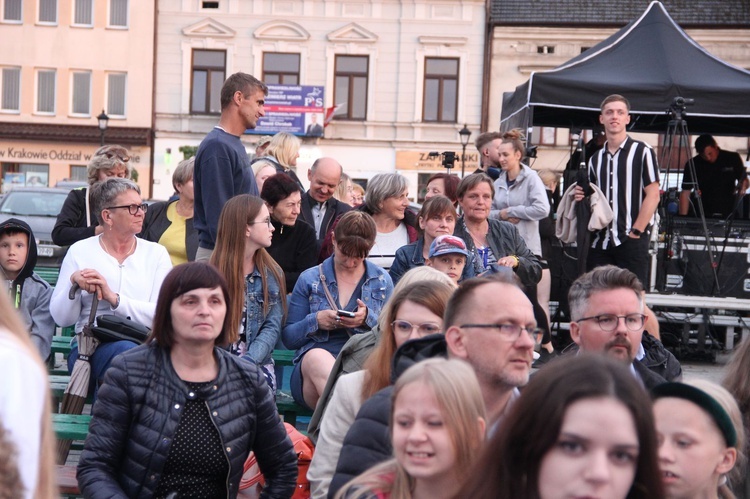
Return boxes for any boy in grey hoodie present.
[0,218,55,360]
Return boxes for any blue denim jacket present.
[282,256,393,364]
[242,267,283,365]
[389,237,476,286]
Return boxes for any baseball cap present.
[428,235,469,259]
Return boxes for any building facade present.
[0,0,155,192]
[152,0,486,200]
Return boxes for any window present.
[1,67,20,111]
[423,57,458,123]
[107,73,126,116]
[191,49,225,114]
[36,69,55,114]
[537,45,555,54]
[201,1,219,8]
[263,53,300,85]
[533,126,557,145]
[109,0,127,27]
[73,0,92,26]
[333,55,368,121]
[38,0,56,23]
[3,0,22,21]
[71,71,91,115]
[70,165,87,181]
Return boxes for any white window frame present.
[70,70,91,117]
[106,72,127,118]
[0,66,21,113]
[107,0,128,28]
[35,68,56,115]
[2,0,23,23]
[37,0,57,25]
[72,0,93,27]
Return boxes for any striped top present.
[588,136,660,249]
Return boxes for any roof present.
[490,0,750,27]
[0,123,152,147]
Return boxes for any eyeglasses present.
[459,323,543,344]
[391,320,442,337]
[248,217,273,228]
[576,314,646,332]
[105,203,148,215]
[96,147,131,163]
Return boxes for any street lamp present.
[97,110,109,146]
[458,124,472,177]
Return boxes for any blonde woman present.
[334,172,355,206]
[335,358,486,499]
[252,132,304,190]
[0,291,57,499]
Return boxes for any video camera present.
[428,151,457,169]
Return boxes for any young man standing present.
[194,73,268,260]
[576,94,660,286]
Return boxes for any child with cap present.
[427,234,468,285]
[0,218,55,360]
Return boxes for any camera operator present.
[678,134,748,218]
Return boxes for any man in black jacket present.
[568,265,680,389]
[299,157,351,247]
[328,274,537,497]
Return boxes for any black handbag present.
[92,315,150,344]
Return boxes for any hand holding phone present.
[337,309,356,318]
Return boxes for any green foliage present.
[179,145,199,160]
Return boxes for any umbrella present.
[574,137,593,278]
[56,284,100,464]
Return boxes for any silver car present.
[0,187,69,267]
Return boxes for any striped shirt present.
[588,136,659,249]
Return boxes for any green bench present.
[52,413,92,441]
[35,266,60,286]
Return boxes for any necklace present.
[465,220,488,246]
[100,236,137,263]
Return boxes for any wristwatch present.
[630,228,643,237]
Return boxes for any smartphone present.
[337,309,356,318]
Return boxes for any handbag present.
[92,314,150,344]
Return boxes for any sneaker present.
[532,349,557,368]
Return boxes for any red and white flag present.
[324,104,343,127]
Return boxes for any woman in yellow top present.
[140,157,198,264]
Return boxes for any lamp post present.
[458,124,471,177]
[97,110,109,146]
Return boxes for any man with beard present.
[568,265,679,388]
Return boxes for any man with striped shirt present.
[575,94,660,286]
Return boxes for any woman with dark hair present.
[50,178,172,392]
[210,194,287,394]
[283,211,393,410]
[460,354,663,499]
[77,262,298,498]
[260,173,318,291]
[140,157,198,264]
[52,144,133,246]
[424,172,460,206]
[390,195,473,285]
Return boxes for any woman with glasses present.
[52,144,132,247]
[283,211,393,411]
[50,178,173,394]
[210,194,286,395]
[308,278,455,498]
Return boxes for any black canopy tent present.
[500,1,750,137]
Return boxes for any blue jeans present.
[68,340,138,400]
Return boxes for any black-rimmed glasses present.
[105,203,148,215]
[248,217,273,228]
[459,323,543,344]
[575,314,646,332]
[391,320,442,337]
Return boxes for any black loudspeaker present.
[659,217,750,298]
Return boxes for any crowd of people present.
[2,72,750,499]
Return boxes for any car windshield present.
[0,191,68,217]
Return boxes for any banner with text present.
[247,85,325,137]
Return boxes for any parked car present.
[0,187,69,267]
[55,179,88,191]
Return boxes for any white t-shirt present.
[368,224,409,270]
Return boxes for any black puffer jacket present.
[328,335,447,498]
[77,343,298,498]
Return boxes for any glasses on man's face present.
[106,203,148,215]
[459,323,543,344]
[576,314,646,332]
[391,320,442,337]
[96,147,131,163]
[248,217,273,229]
